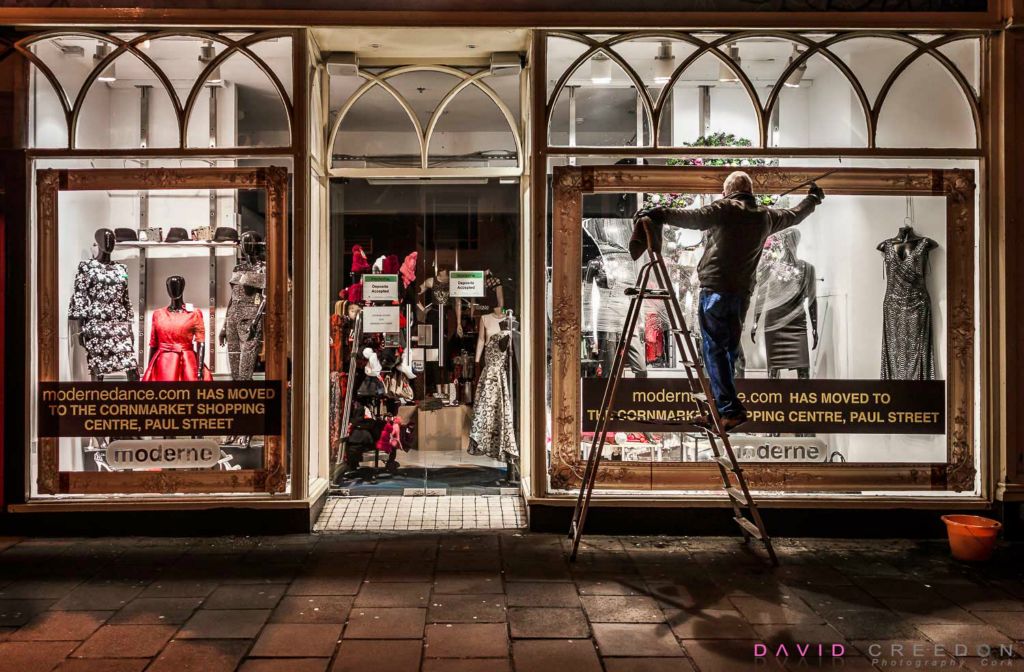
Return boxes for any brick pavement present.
[0,533,1021,671]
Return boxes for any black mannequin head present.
[166,275,186,310]
[240,231,263,261]
[94,228,116,262]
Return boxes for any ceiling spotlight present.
[198,40,222,85]
[590,52,612,84]
[784,46,808,88]
[94,43,116,83]
[653,41,675,85]
[718,43,740,83]
[199,40,216,63]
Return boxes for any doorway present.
[317,29,528,522]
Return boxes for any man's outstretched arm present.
[634,203,719,231]
[768,183,825,234]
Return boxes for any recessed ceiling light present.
[590,53,612,84]
[718,43,740,83]
[653,41,675,85]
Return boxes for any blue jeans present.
[698,289,749,418]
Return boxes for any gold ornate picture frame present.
[548,165,976,494]
[36,166,290,495]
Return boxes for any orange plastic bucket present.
[941,515,1001,562]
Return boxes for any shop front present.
[0,5,1021,535]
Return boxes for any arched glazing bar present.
[14,29,294,150]
[326,64,523,172]
[544,30,982,151]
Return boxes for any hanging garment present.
[400,252,417,289]
[382,254,400,275]
[225,259,265,381]
[330,313,344,373]
[68,259,137,375]
[880,236,936,380]
[468,333,518,462]
[142,306,213,382]
[645,311,665,363]
[351,245,370,274]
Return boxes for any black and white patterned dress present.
[68,259,137,375]
[468,333,518,462]
[880,237,936,380]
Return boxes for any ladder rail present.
[570,260,658,557]
[569,218,779,566]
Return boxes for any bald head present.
[723,171,753,197]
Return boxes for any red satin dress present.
[142,306,213,382]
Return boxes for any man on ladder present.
[630,171,825,432]
[569,170,825,564]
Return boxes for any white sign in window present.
[363,305,401,333]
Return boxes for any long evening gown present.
[880,237,936,381]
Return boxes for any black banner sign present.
[39,381,283,438]
[581,378,945,434]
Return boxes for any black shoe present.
[720,413,749,433]
[688,415,713,431]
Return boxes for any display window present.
[538,30,983,498]
[3,27,301,500]
[32,166,290,496]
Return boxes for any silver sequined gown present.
[468,333,518,462]
[880,237,935,381]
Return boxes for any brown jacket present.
[662,192,818,295]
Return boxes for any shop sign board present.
[38,381,283,438]
[106,439,220,469]
[728,437,829,462]
[450,270,485,297]
[581,378,945,434]
[363,305,401,333]
[364,274,399,302]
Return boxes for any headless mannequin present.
[878,224,938,260]
[751,234,818,379]
[76,228,139,381]
[219,231,267,348]
[475,307,517,482]
[155,275,206,379]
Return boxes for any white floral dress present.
[68,259,137,375]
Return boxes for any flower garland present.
[642,132,779,209]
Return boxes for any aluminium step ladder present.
[568,218,778,566]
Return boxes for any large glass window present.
[31,161,292,498]
[542,29,983,497]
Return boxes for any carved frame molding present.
[36,166,290,496]
[548,165,976,494]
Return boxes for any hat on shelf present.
[214,227,239,243]
[164,227,189,243]
[114,228,138,242]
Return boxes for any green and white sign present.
[450,270,485,298]
[364,274,399,302]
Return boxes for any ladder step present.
[725,486,750,505]
[715,455,741,472]
[734,516,764,540]
[625,288,673,298]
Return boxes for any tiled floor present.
[0,534,1021,672]
[315,495,527,531]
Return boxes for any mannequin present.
[878,224,938,260]
[468,298,518,473]
[220,231,266,381]
[751,230,818,378]
[142,276,211,382]
[68,228,138,380]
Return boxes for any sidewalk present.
[0,533,1021,672]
